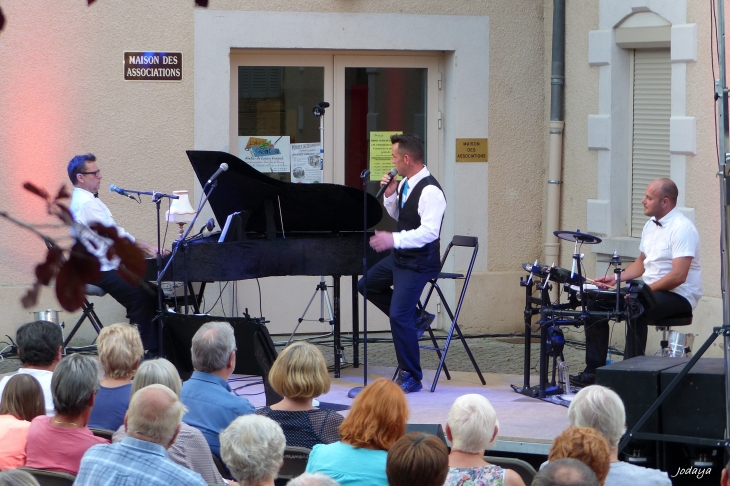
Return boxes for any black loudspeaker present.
[659,358,726,440]
[161,312,277,382]
[595,356,687,433]
[406,423,448,446]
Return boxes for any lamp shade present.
[165,190,196,224]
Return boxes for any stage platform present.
[235,365,568,458]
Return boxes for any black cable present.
[256,279,263,318]
[161,198,172,252]
[205,282,229,315]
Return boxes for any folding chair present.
[277,446,311,483]
[394,235,486,392]
[18,467,76,486]
[63,284,105,349]
[484,456,537,485]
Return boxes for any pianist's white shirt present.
[70,187,136,272]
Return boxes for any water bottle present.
[606,349,613,366]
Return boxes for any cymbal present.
[553,230,602,244]
[598,258,635,265]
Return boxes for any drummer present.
[571,178,702,387]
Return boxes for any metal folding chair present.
[394,235,486,392]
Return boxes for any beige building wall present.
[0,1,547,346]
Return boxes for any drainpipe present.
[545,0,565,271]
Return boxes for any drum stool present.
[655,312,693,357]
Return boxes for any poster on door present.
[369,131,402,178]
[290,143,323,184]
[239,136,291,173]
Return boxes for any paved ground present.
[0,329,617,380]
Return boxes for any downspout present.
[545,0,565,270]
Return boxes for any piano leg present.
[351,275,360,368]
[334,276,341,378]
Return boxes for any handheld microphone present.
[199,218,215,238]
[206,163,229,186]
[109,184,136,200]
[375,168,398,199]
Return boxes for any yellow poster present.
[369,131,402,179]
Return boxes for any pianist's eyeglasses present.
[80,169,101,177]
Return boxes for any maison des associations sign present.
[124,52,182,81]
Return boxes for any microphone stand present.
[348,169,371,398]
[155,181,220,357]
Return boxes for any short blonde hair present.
[97,323,144,379]
[268,341,330,399]
[447,394,499,453]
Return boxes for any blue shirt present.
[180,371,255,458]
[75,436,207,486]
[305,441,388,486]
[88,384,132,431]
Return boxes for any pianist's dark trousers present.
[96,270,159,354]
[584,290,692,373]
[357,254,438,382]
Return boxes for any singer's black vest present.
[394,175,444,272]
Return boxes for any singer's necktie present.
[651,219,662,227]
[401,180,409,208]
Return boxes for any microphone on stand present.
[375,168,398,199]
[109,184,136,200]
[199,218,215,238]
[206,163,229,186]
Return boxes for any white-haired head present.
[446,394,499,453]
[567,385,626,449]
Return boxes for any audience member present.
[112,358,229,485]
[24,353,108,474]
[76,384,207,485]
[305,378,408,485]
[443,394,524,486]
[386,432,448,486]
[88,323,144,431]
[0,469,40,486]
[567,385,671,485]
[721,458,730,486]
[257,341,343,448]
[532,458,600,486]
[181,321,255,459]
[0,374,45,469]
[221,415,285,486]
[0,320,63,415]
[548,426,611,485]
[287,473,339,486]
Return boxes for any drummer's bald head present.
[652,178,678,205]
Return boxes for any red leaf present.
[55,203,74,224]
[23,182,50,200]
[55,185,71,200]
[89,223,145,285]
[195,0,209,6]
[56,242,101,312]
[87,0,97,4]
[21,283,41,309]
[35,246,63,285]
[0,7,5,32]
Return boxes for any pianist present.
[67,153,160,356]
[358,134,447,394]
[574,178,702,387]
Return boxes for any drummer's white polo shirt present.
[639,207,702,309]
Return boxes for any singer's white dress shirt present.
[383,166,446,250]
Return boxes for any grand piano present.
[148,150,384,376]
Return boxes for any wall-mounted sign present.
[456,138,488,162]
[124,52,182,81]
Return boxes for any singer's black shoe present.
[415,310,436,339]
[396,371,423,394]
[569,372,596,388]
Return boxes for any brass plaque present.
[456,138,488,162]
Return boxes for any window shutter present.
[630,48,671,237]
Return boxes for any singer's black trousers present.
[96,270,159,353]
[357,254,438,382]
[583,290,692,373]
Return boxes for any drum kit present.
[512,230,652,399]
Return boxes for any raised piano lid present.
[186,150,384,233]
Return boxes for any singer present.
[357,134,446,393]
[67,154,161,356]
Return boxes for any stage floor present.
[236,365,568,456]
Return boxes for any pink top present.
[25,415,109,475]
[0,414,31,469]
